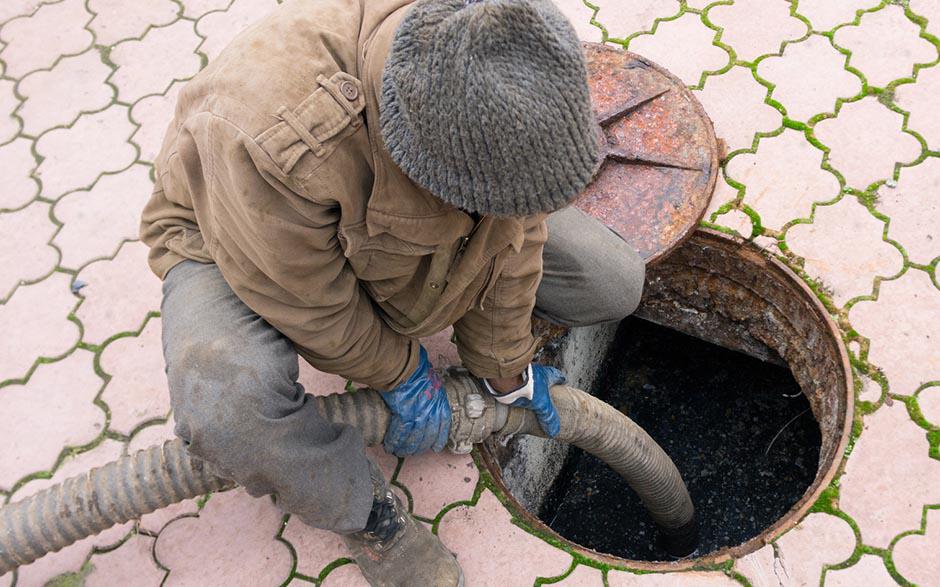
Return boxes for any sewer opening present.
[538,316,821,561]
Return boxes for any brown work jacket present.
[140,0,546,390]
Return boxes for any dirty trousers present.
[161,206,645,534]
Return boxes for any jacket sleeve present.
[452,218,548,379]
[160,112,419,390]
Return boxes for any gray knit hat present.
[380,0,601,217]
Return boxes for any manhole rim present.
[476,228,855,572]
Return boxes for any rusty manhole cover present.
[575,43,718,265]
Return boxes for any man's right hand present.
[380,346,452,456]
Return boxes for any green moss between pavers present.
[44,561,94,587]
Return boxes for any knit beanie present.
[380,0,601,217]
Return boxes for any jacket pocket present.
[256,71,366,177]
[339,221,438,302]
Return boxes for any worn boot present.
[342,462,464,587]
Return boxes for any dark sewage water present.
[539,317,821,561]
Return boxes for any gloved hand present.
[380,346,451,456]
[484,364,565,437]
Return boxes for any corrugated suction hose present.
[0,375,696,575]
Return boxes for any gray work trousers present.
[161,206,644,534]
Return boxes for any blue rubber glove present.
[486,364,565,437]
[380,346,452,456]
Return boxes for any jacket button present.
[429,282,440,290]
[340,81,359,101]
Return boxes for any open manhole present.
[479,229,853,569]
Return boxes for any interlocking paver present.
[0,80,19,142]
[16,50,114,136]
[918,386,940,427]
[34,105,137,201]
[0,272,81,383]
[786,197,903,306]
[181,0,231,20]
[736,513,856,587]
[396,452,478,519]
[758,35,862,122]
[627,13,730,86]
[840,402,940,548]
[909,0,940,37]
[556,564,603,585]
[195,0,279,61]
[858,373,882,403]
[0,0,93,78]
[0,201,57,301]
[88,0,180,47]
[284,519,363,581]
[726,129,838,231]
[0,350,104,491]
[321,563,369,586]
[834,5,938,89]
[892,508,940,585]
[551,0,602,42]
[155,489,293,586]
[875,157,940,266]
[894,65,940,152]
[109,20,202,103]
[51,164,153,270]
[607,570,737,586]
[439,490,573,585]
[74,241,162,345]
[130,80,182,162]
[592,0,679,40]
[795,0,879,32]
[813,97,921,190]
[850,269,940,396]
[0,0,47,24]
[0,137,38,210]
[708,0,807,63]
[85,534,164,587]
[825,555,896,586]
[99,318,170,435]
[694,67,781,152]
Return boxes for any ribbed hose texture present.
[0,384,694,574]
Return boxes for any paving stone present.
[555,564,603,585]
[918,386,940,427]
[0,201,58,301]
[627,13,730,87]
[423,326,460,368]
[321,563,369,586]
[283,518,355,580]
[0,0,48,24]
[708,0,808,63]
[0,350,104,490]
[724,129,837,230]
[16,50,115,136]
[298,361,349,396]
[813,97,921,190]
[736,513,856,587]
[127,417,176,453]
[196,0,279,61]
[34,105,137,201]
[892,508,940,585]
[74,241,162,346]
[109,20,202,104]
[0,273,81,383]
[824,554,895,586]
[0,138,39,210]
[85,534,164,587]
[757,35,862,122]
[51,164,153,270]
[0,0,93,78]
[551,0,602,42]
[607,570,737,586]
[11,439,133,587]
[709,209,752,237]
[693,66,781,153]
[849,269,940,396]
[704,174,739,220]
[835,5,938,89]
[182,0,231,20]
[858,372,882,403]
[895,67,940,156]
[130,81,182,162]
[840,402,940,548]
[909,0,940,37]
[786,197,903,306]
[154,489,293,586]
[438,490,572,585]
[396,451,478,519]
[795,0,880,32]
[99,318,170,435]
[591,0,680,40]
[0,79,20,142]
[875,157,940,266]
[88,0,180,47]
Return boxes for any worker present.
[140,0,644,584]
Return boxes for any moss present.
[44,562,94,587]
